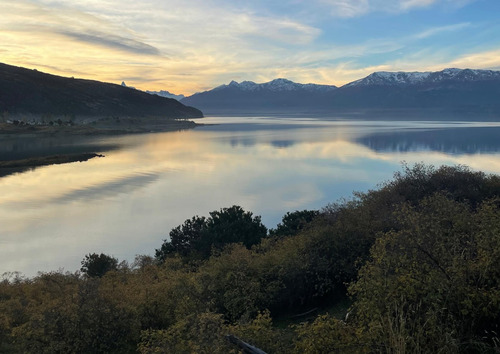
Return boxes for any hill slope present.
[0,63,202,120]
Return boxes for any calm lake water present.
[2,116,500,277]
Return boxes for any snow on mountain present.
[346,68,500,87]
[146,90,185,101]
[428,68,500,82]
[212,78,337,92]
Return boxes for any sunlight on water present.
[2,117,500,276]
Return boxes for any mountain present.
[345,68,500,87]
[0,63,202,120]
[146,90,185,101]
[181,69,500,119]
[181,78,337,115]
[330,68,500,118]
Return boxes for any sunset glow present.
[1,0,500,95]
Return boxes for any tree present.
[155,216,207,261]
[349,195,500,352]
[269,209,319,238]
[156,206,267,261]
[201,205,267,255]
[80,253,118,278]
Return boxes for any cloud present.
[320,0,370,17]
[0,0,493,94]
[56,30,160,56]
[0,0,324,93]
[414,22,471,39]
[323,48,500,87]
[444,49,500,70]
[400,0,437,10]
[321,0,475,17]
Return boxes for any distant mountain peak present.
[180,67,500,117]
[269,78,294,84]
[146,89,185,101]
[211,78,336,93]
[346,68,500,87]
[346,71,431,86]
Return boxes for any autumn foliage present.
[1,164,499,353]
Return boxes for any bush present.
[156,205,267,261]
[81,253,118,278]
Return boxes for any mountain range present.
[181,78,338,115]
[146,90,185,101]
[0,63,202,121]
[181,68,500,119]
[3,62,500,121]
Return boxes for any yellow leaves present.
[349,194,500,352]
[293,314,363,354]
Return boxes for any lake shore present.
[0,117,202,176]
[0,117,199,138]
[0,153,104,177]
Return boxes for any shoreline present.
[0,153,104,177]
[0,117,199,138]
[0,118,202,177]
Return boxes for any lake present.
[2,116,500,277]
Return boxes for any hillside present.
[181,68,500,119]
[0,63,203,120]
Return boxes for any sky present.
[1,0,500,95]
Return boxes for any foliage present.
[138,310,291,354]
[269,209,319,238]
[80,253,118,278]
[228,310,292,354]
[138,312,231,353]
[1,164,500,353]
[156,215,207,259]
[155,205,267,261]
[293,314,362,354]
[349,194,500,352]
[0,272,138,353]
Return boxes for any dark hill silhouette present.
[0,63,202,120]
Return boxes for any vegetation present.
[1,164,499,353]
[80,253,119,278]
[155,205,267,261]
[268,209,319,238]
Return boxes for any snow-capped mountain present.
[213,78,337,92]
[146,90,185,101]
[345,68,500,87]
[181,69,500,119]
[181,78,337,114]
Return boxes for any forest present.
[1,164,499,353]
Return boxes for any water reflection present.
[0,135,119,161]
[357,127,500,154]
[2,117,500,277]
